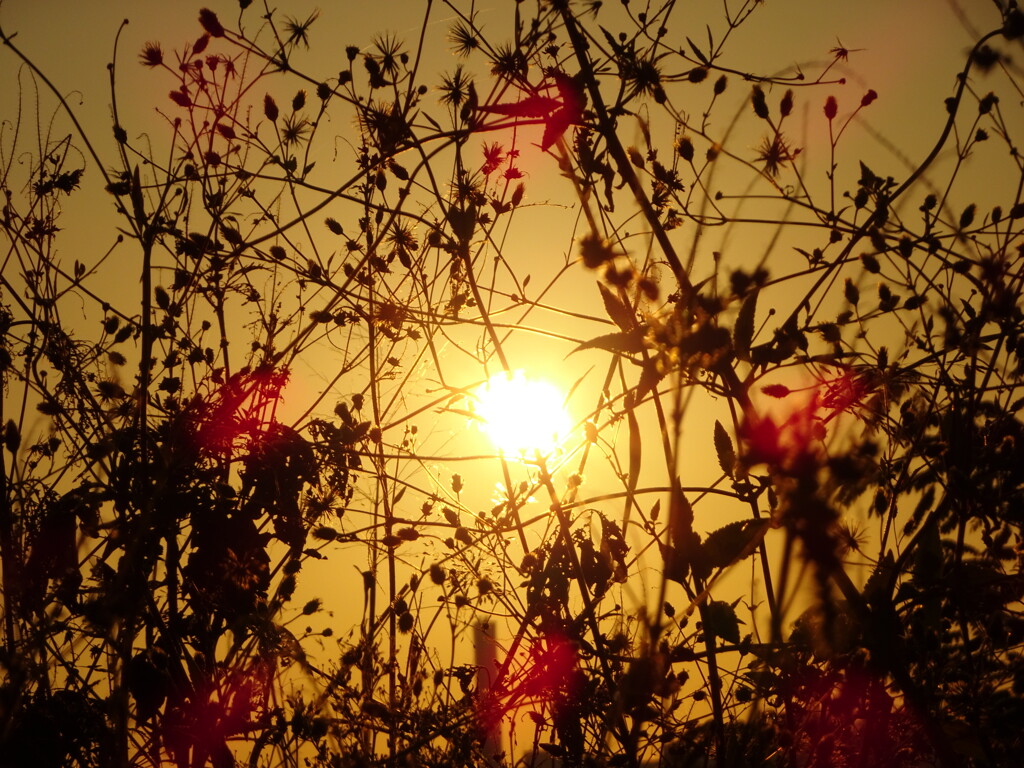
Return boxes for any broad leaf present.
[702,600,741,644]
[702,520,762,570]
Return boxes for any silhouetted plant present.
[2,2,1024,767]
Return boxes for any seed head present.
[198,8,226,38]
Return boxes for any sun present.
[475,370,571,456]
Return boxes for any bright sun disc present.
[475,371,571,455]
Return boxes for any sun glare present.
[475,371,571,456]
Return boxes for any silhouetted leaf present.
[598,282,635,331]
[734,289,757,360]
[662,484,702,584]
[127,649,169,722]
[541,108,574,151]
[713,420,735,478]
[702,520,762,570]
[571,328,646,356]
[480,94,560,118]
[687,36,708,64]
[702,600,741,643]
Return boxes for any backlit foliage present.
[2,2,1024,767]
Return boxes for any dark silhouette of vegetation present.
[2,1,1024,766]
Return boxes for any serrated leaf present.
[702,520,761,570]
[634,358,666,406]
[702,600,741,644]
[598,282,635,331]
[662,534,701,586]
[713,420,735,478]
[601,27,621,55]
[733,289,757,361]
[570,328,646,356]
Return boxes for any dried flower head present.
[198,8,225,38]
[676,136,694,162]
[388,223,418,253]
[264,94,279,122]
[139,42,163,68]
[284,11,319,49]
[755,134,795,178]
[490,43,527,79]
[481,142,505,176]
[449,20,480,57]
[824,95,838,121]
[169,90,192,108]
[752,86,769,119]
[372,33,406,79]
[281,114,310,146]
[439,65,472,107]
[780,89,793,118]
[579,233,619,269]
